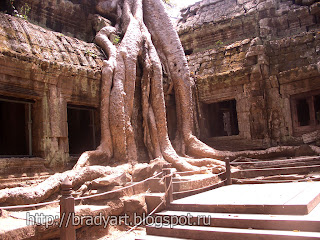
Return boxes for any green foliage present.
[162,0,174,7]
[19,3,31,20]
[9,0,31,20]
[113,35,121,45]
[216,40,224,46]
[85,50,97,59]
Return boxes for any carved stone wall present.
[9,0,97,42]
[0,12,104,170]
[178,0,320,150]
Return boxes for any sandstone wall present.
[178,0,320,149]
[10,0,97,42]
[0,13,104,169]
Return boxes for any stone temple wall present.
[6,0,97,42]
[178,0,320,150]
[0,12,103,171]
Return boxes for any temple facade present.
[177,0,320,150]
[0,0,104,174]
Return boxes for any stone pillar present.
[41,85,69,169]
[245,38,270,144]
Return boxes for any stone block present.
[269,75,280,88]
[237,0,251,4]
[257,0,277,11]
[302,130,320,143]
[58,137,68,153]
[300,15,316,27]
[237,99,250,113]
[258,55,269,65]
[145,193,165,214]
[92,172,131,188]
[310,2,320,14]
[244,1,258,10]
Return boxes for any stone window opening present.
[291,91,320,135]
[67,105,99,155]
[0,96,33,157]
[205,99,239,137]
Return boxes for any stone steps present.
[172,174,221,192]
[143,182,320,240]
[144,173,224,213]
[153,210,320,232]
[146,224,320,240]
[233,163,320,179]
[168,182,320,215]
[232,156,320,169]
[0,157,50,175]
[0,173,53,189]
[137,236,189,240]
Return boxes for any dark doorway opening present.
[296,98,310,126]
[313,95,320,124]
[67,105,98,155]
[207,99,239,137]
[0,97,33,156]
[291,90,320,135]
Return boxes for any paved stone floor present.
[171,182,320,215]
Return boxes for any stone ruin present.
[0,0,319,239]
[0,0,319,183]
[0,0,105,179]
[177,0,320,151]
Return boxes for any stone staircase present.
[231,156,320,183]
[142,182,320,240]
[144,172,224,213]
[0,157,54,189]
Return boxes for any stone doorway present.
[291,90,320,135]
[205,99,239,137]
[0,96,33,156]
[67,105,99,155]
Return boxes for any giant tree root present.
[0,144,318,205]
[0,165,131,205]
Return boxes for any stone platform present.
[169,182,320,215]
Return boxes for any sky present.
[166,0,200,19]
[172,0,200,9]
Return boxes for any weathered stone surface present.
[123,197,146,215]
[132,158,167,182]
[11,0,98,42]
[178,0,320,149]
[91,172,131,188]
[302,130,320,144]
[0,13,104,70]
[0,12,104,169]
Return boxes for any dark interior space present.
[206,99,239,137]
[67,106,97,155]
[313,95,320,124]
[166,94,178,141]
[0,99,30,156]
[296,98,310,126]
[0,0,14,15]
[184,49,194,55]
